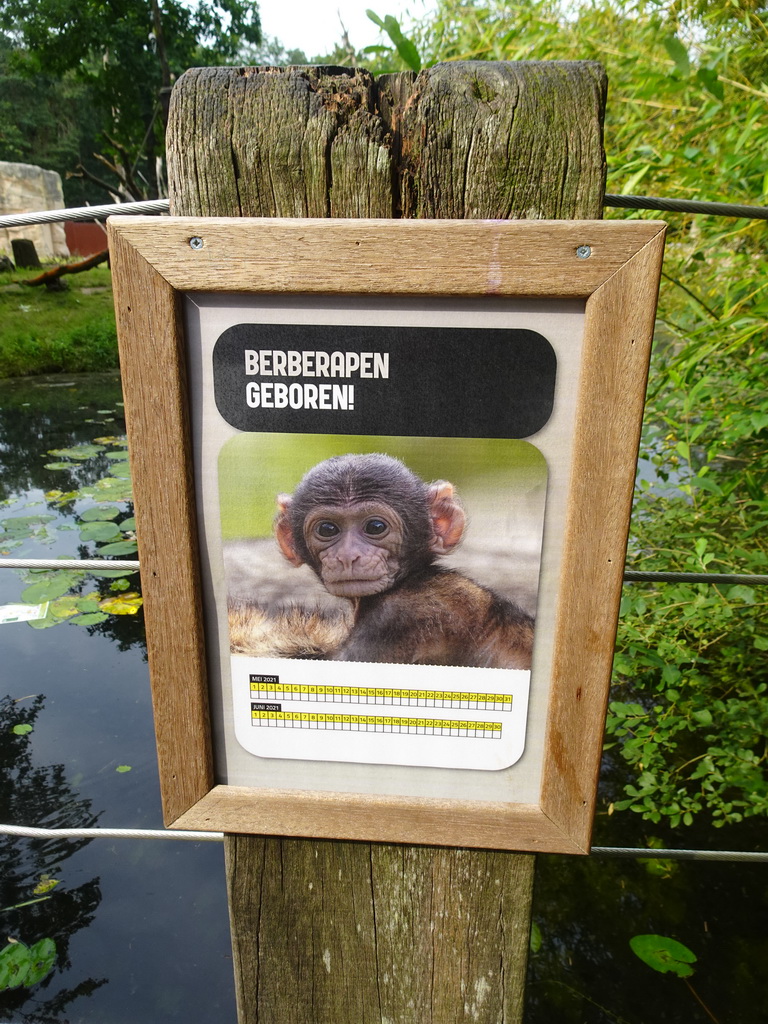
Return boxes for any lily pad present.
[69,612,110,626]
[22,577,78,603]
[33,877,60,895]
[79,521,121,543]
[51,595,100,619]
[97,540,138,556]
[1,515,55,536]
[99,593,143,615]
[22,938,57,986]
[79,505,121,522]
[94,477,133,500]
[629,934,697,977]
[47,444,105,460]
[44,462,75,470]
[90,569,138,579]
[49,596,81,619]
[48,490,79,506]
[0,941,31,990]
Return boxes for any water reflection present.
[0,375,235,1023]
[1,696,106,1021]
[0,375,124,507]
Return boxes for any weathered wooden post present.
[166,60,607,1024]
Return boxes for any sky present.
[256,0,433,59]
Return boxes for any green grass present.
[0,263,118,377]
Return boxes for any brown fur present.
[229,602,351,660]
[334,567,534,669]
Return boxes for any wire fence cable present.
[2,558,767,586]
[604,193,768,220]
[0,199,169,229]
[2,193,768,231]
[0,823,765,861]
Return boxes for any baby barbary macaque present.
[275,454,534,669]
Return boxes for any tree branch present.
[68,163,135,203]
[23,250,110,288]
[102,135,143,199]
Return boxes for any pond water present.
[0,374,765,1023]
[0,375,234,1023]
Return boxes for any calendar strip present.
[250,709,502,738]
[249,677,513,710]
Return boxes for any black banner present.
[213,322,556,439]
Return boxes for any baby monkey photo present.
[229,453,535,669]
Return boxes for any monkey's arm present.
[332,571,536,669]
[332,592,428,663]
[332,613,419,662]
[331,576,475,665]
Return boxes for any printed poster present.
[211,322,556,771]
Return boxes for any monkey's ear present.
[426,481,466,554]
[274,494,304,567]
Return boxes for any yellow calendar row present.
[251,710,502,737]
[248,682,513,710]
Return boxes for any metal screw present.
[576,245,591,259]
[189,236,204,250]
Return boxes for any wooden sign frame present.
[108,216,665,854]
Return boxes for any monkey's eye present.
[315,521,340,539]
[363,518,388,537]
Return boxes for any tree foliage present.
[0,0,261,198]
[0,35,106,206]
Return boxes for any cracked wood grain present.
[226,837,534,1024]
[168,61,606,222]
[168,66,393,218]
[400,61,607,219]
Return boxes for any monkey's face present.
[303,502,407,598]
[275,455,465,601]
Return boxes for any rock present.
[0,161,70,261]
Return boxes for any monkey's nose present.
[337,553,360,570]
[334,542,361,569]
